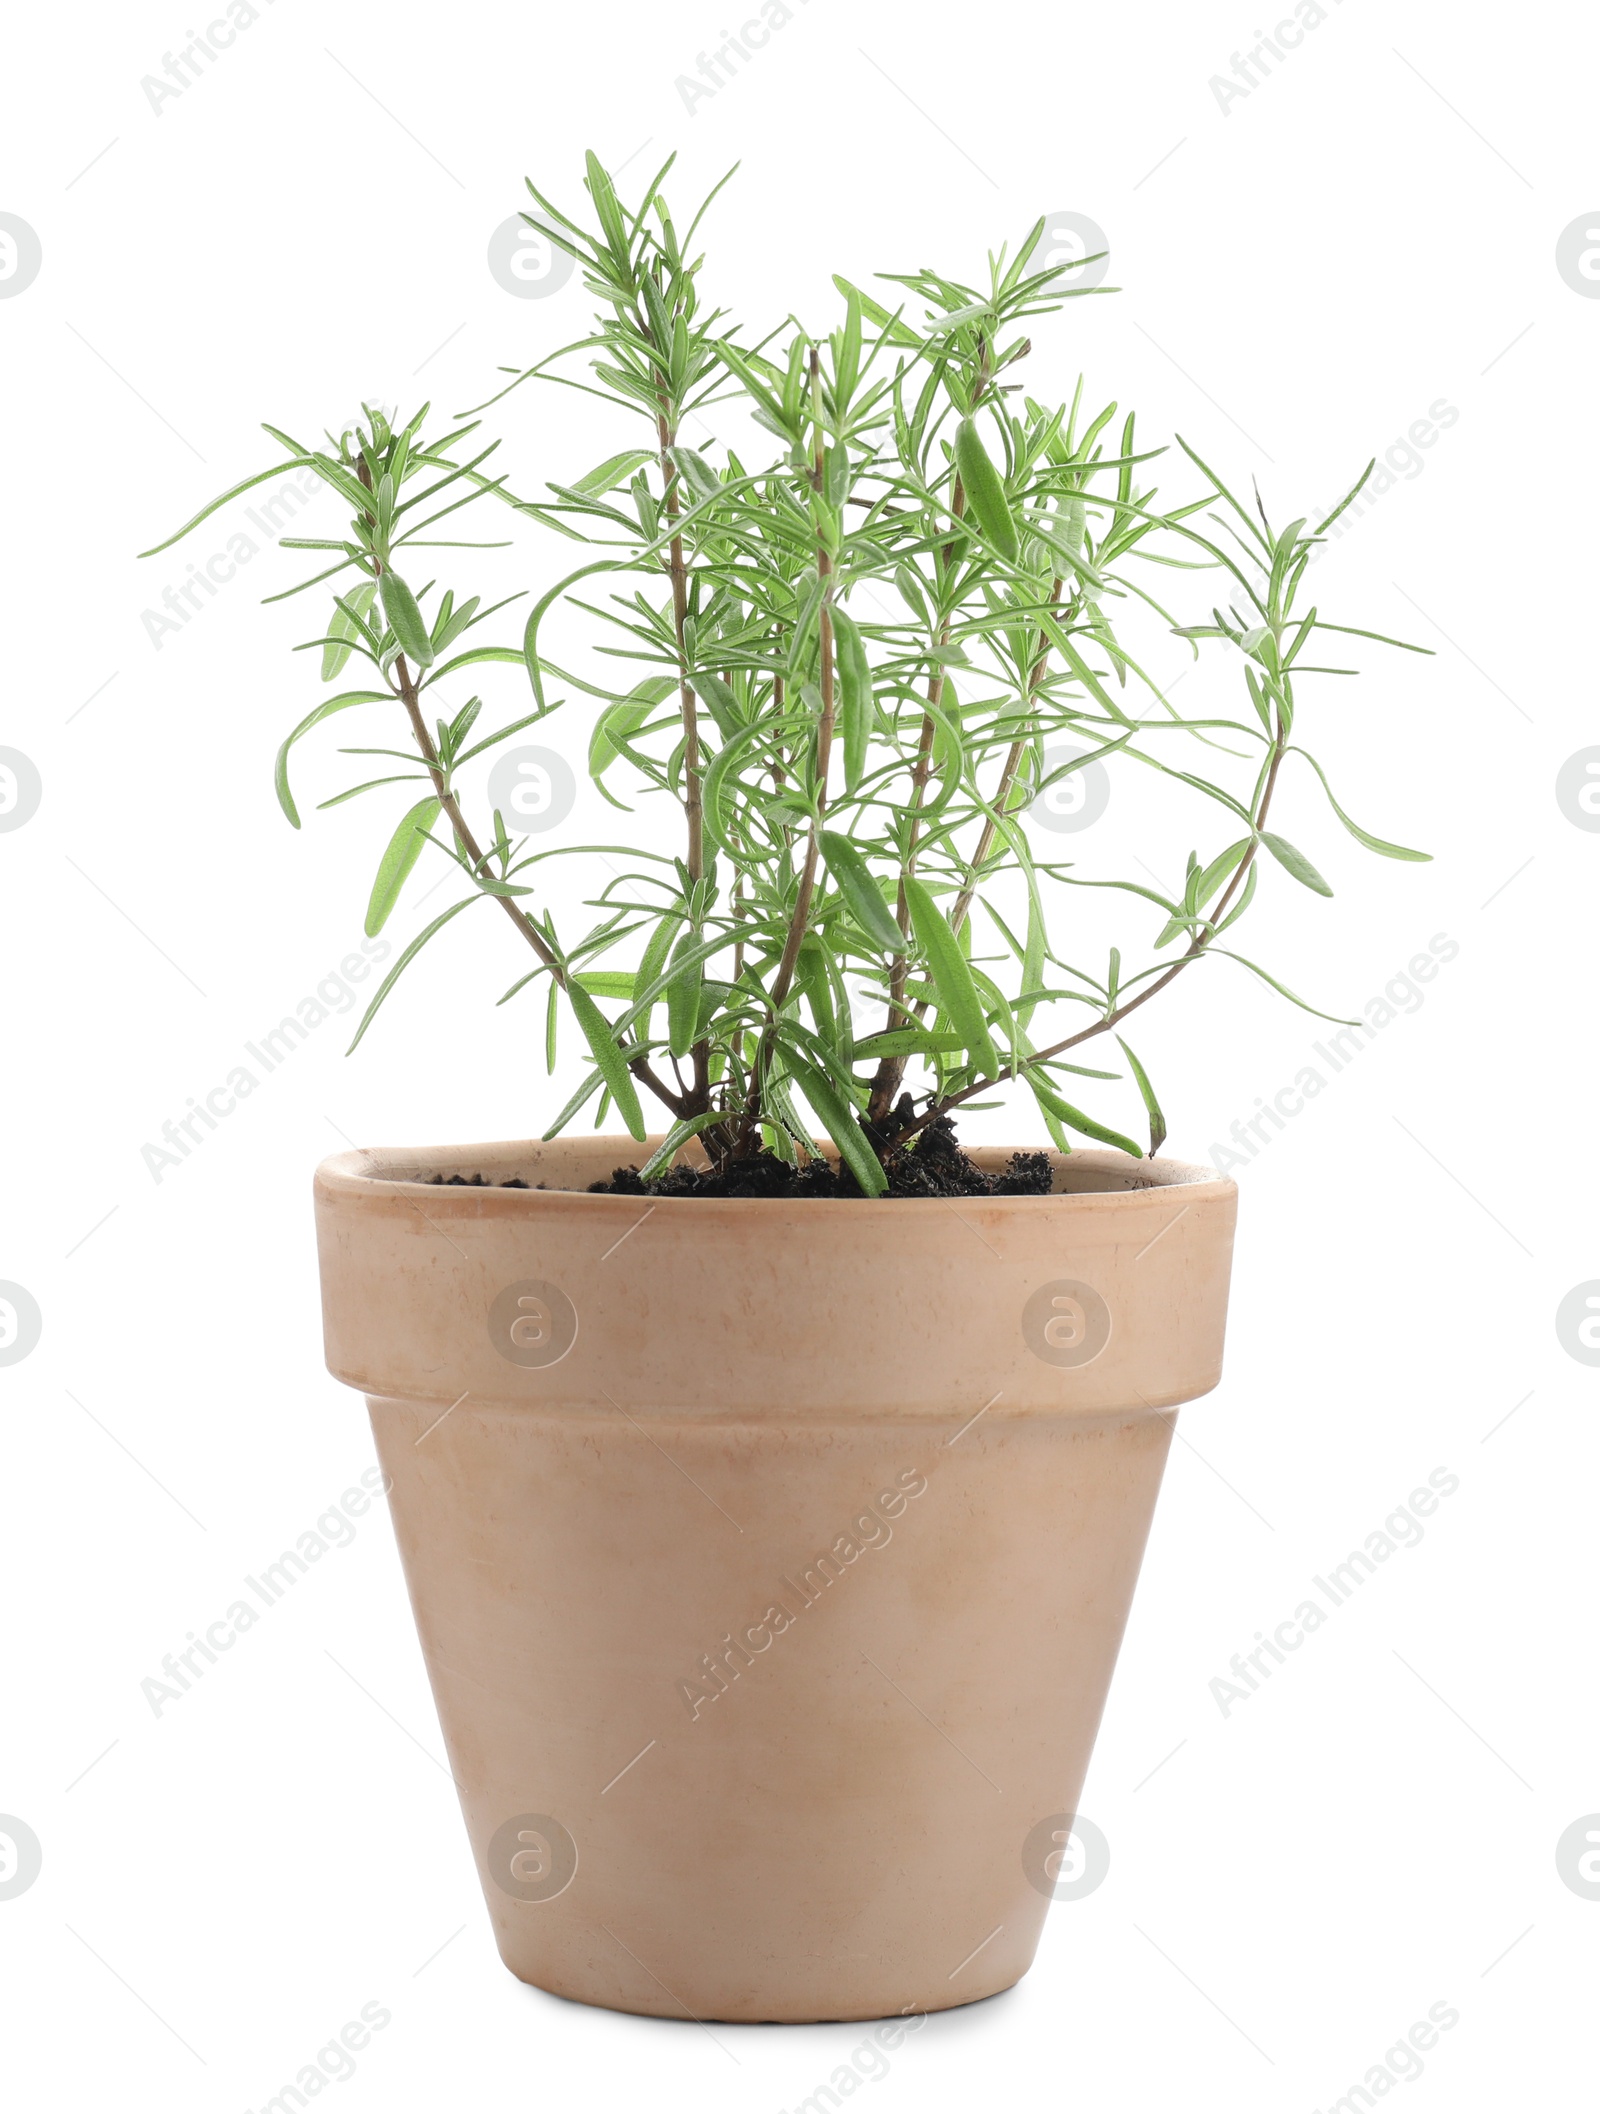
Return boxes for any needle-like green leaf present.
[782,1046,888,1196]
[903,877,1001,1077]
[1115,1036,1166,1158]
[365,798,442,936]
[1260,831,1333,897]
[321,581,377,681]
[953,417,1018,562]
[379,572,435,668]
[567,982,646,1139]
[275,691,389,828]
[819,832,905,955]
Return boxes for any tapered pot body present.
[315,1139,1236,2023]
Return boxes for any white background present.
[2,0,1597,2106]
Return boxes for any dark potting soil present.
[422,1113,1052,1201]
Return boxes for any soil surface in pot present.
[424,1113,1057,1200]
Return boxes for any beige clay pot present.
[314,1137,1237,2023]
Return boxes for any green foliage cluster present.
[146,153,1428,1192]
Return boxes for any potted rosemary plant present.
[146,153,1427,2024]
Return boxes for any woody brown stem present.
[390,649,687,1121]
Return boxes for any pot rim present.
[315,1136,1234,1216]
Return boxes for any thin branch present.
[358,453,685,1124]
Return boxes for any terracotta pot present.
[314,1137,1236,2023]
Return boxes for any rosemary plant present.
[144,153,1429,1195]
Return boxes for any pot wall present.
[315,1140,1236,2022]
